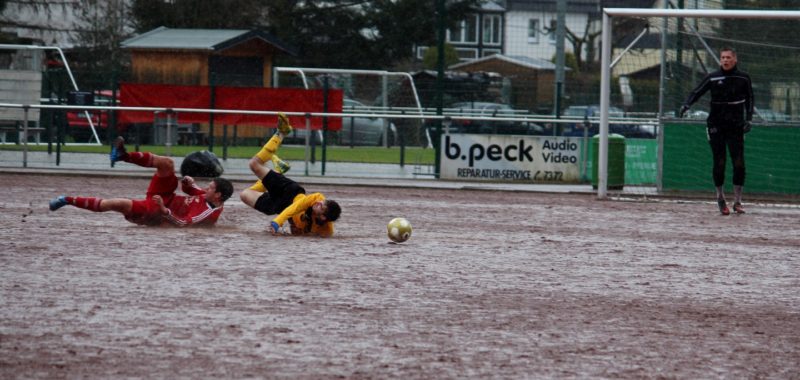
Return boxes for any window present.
[454,48,478,61]
[448,15,478,44]
[528,19,539,44]
[548,19,557,44]
[416,46,428,60]
[482,49,501,57]
[482,14,502,45]
[465,15,478,43]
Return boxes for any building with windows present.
[416,1,506,62]
[417,0,659,65]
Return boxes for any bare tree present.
[71,0,133,85]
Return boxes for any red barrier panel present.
[119,83,210,124]
[215,87,342,130]
[119,83,343,131]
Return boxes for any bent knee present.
[239,188,260,207]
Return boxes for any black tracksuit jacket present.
[683,65,754,127]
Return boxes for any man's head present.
[208,178,234,204]
[311,199,341,225]
[720,47,738,71]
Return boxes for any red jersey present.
[126,175,223,227]
[162,184,223,227]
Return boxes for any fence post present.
[165,110,173,157]
[322,76,328,176]
[135,123,141,152]
[22,106,29,168]
[222,124,228,161]
[56,107,63,166]
[304,114,311,176]
[208,77,215,152]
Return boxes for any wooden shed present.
[120,27,295,142]
[449,54,560,113]
[121,27,295,88]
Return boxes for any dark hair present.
[325,199,341,222]
[213,178,234,202]
[720,46,737,56]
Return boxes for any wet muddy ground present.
[1,173,799,378]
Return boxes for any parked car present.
[337,98,397,146]
[562,104,655,138]
[66,90,119,134]
[682,109,708,119]
[283,98,396,146]
[440,101,543,135]
[756,109,790,122]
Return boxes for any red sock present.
[66,197,103,212]
[125,152,154,167]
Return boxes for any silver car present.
[337,98,396,146]
[283,98,396,146]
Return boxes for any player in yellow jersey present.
[240,113,341,237]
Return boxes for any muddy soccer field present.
[1,173,799,378]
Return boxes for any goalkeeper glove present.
[270,221,281,234]
[679,105,689,118]
[743,121,752,134]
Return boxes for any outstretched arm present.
[180,176,204,196]
[682,73,713,110]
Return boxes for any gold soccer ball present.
[387,217,412,243]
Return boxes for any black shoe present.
[717,199,730,215]
[733,202,745,214]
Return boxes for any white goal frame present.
[597,8,800,199]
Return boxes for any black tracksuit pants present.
[707,123,745,187]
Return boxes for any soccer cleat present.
[110,136,127,167]
[276,112,293,136]
[49,195,68,211]
[717,199,730,215]
[733,202,745,214]
[271,155,291,174]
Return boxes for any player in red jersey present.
[48,137,233,227]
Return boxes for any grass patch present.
[1,143,436,165]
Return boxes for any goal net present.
[273,67,429,148]
[598,7,800,202]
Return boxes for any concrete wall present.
[0,70,41,123]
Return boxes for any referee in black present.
[680,47,753,215]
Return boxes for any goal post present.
[597,8,800,199]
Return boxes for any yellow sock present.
[248,180,266,192]
[255,134,283,162]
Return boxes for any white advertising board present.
[439,134,582,183]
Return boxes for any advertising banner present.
[439,134,582,183]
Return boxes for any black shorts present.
[253,171,306,215]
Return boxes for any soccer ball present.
[387,217,412,243]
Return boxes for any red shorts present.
[126,174,178,225]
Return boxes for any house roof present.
[481,1,506,12]
[121,27,296,55]
[449,54,561,71]
[504,0,657,14]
